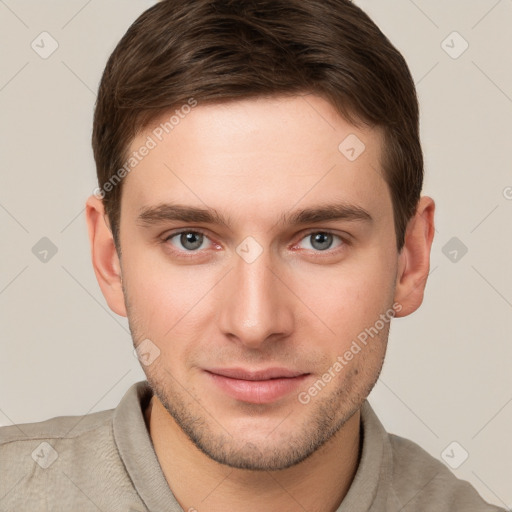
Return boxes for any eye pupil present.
[311,232,333,251]
[180,232,203,250]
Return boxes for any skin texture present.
[86,94,435,512]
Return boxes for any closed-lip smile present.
[204,367,311,404]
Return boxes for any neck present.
[145,396,361,512]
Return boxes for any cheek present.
[290,251,396,342]
[122,248,218,339]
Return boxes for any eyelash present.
[162,229,350,257]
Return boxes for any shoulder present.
[0,408,140,510]
[0,407,114,458]
[386,433,505,511]
[0,408,116,479]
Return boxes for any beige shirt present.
[0,381,505,511]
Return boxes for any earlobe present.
[85,195,127,317]
[393,196,435,317]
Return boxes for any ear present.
[85,195,127,317]
[393,196,435,317]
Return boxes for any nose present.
[217,248,295,349]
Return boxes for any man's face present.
[119,95,399,470]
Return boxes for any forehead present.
[122,95,390,226]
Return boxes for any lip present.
[206,367,306,380]
[204,367,310,404]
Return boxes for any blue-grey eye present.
[298,232,342,251]
[168,231,209,251]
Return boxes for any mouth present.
[204,367,311,404]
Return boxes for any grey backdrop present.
[1,0,511,508]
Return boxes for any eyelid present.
[294,229,350,246]
[163,228,211,242]
[163,228,218,252]
[301,228,350,239]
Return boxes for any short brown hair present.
[92,0,422,252]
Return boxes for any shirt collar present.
[335,399,392,511]
[113,380,183,512]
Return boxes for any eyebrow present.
[136,202,373,228]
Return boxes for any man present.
[0,0,505,510]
